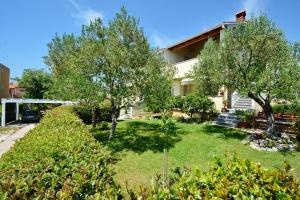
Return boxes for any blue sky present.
[1,0,300,79]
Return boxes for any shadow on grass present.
[92,120,185,154]
[202,125,247,140]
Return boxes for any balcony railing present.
[174,58,198,79]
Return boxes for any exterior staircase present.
[213,110,240,128]
[232,91,253,110]
[212,91,254,128]
[233,97,252,110]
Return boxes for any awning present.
[1,98,77,127]
[181,78,193,85]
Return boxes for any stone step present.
[213,110,241,128]
[234,106,252,109]
[217,116,239,120]
[214,119,240,125]
[234,101,252,104]
[218,112,240,117]
[233,103,252,107]
[216,115,240,120]
[233,98,252,110]
[212,121,239,128]
[236,99,252,102]
[235,101,252,104]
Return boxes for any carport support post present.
[1,100,6,127]
[16,103,19,121]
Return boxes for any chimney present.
[235,10,246,22]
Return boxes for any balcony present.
[174,58,198,79]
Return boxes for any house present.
[162,11,261,111]
[0,64,10,99]
[9,83,26,98]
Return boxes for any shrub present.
[161,117,176,134]
[74,101,112,124]
[0,106,122,199]
[133,154,300,199]
[182,93,214,122]
[73,105,93,124]
[235,110,256,128]
[97,121,110,130]
[272,102,300,115]
[167,96,183,110]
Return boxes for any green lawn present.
[92,119,300,189]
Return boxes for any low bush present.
[133,154,300,199]
[235,110,256,128]
[167,96,183,110]
[174,116,203,124]
[74,101,112,124]
[93,121,110,131]
[180,93,216,122]
[272,102,300,115]
[0,106,122,199]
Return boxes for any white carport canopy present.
[1,98,76,127]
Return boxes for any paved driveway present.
[0,123,36,157]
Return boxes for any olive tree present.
[45,7,172,138]
[193,15,300,137]
[192,39,221,96]
[44,31,104,127]
[142,51,175,115]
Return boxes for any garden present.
[3,8,300,199]
[1,106,299,199]
[91,118,300,189]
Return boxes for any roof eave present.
[165,22,238,51]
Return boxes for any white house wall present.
[174,58,197,79]
[172,80,181,96]
[210,96,223,111]
[163,50,183,64]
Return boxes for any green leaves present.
[16,69,52,99]
[142,52,175,114]
[192,15,300,136]
[45,7,172,137]
[139,154,300,199]
[182,93,214,119]
[0,106,122,199]
[192,38,222,96]
[220,15,299,100]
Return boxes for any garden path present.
[0,124,36,157]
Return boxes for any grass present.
[0,127,20,135]
[92,119,300,189]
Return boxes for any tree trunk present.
[248,92,279,137]
[109,109,119,139]
[262,104,279,137]
[92,106,97,128]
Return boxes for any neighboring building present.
[0,64,10,99]
[163,11,260,111]
[9,83,26,98]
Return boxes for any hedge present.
[0,106,122,199]
[134,155,300,199]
